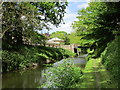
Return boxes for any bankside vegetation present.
[2,2,75,72]
[2,45,75,72]
[40,59,83,88]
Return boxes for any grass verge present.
[75,58,118,88]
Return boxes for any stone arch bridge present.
[61,44,89,54]
[46,44,90,53]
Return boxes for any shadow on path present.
[80,58,118,88]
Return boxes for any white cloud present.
[49,20,74,34]
[67,0,90,2]
[65,8,71,13]
[50,12,78,34]
[67,0,91,2]
[77,3,89,9]
[64,13,77,20]
[87,0,91,2]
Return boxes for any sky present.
[42,1,90,34]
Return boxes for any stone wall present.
[46,44,79,53]
[61,44,79,53]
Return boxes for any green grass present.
[77,58,117,88]
[80,59,96,88]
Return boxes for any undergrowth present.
[2,45,76,72]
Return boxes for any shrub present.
[63,49,76,57]
[40,59,83,88]
[2,50,24,72]
[2,45,76,72]
[101,36,120,82]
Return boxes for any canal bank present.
[76,58,118,88]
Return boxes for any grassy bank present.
[101,36,120,83]
[2,45,76,72]
[84,36,119,87]
[80,58,118,88]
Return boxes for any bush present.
[2,50,24,72]
[101,36,120,82]
[40,59,83,88]
[2,45,76,72]
[63,49,76,57]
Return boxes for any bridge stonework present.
[46,43,80,53]
[61,44,79,53]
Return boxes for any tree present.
[67,32,81,44]
[72,2,120,57]
[2,2,68,50]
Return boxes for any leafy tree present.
[72,2,120,57]
[2,2,68,50]
[68,32,81,44]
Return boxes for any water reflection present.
[2,54,87,88]
[2,66,47,88]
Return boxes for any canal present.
[2,54,87,88]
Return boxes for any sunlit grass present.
[79,58,117,88]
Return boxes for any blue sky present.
[43,1,90,34]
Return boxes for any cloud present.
[64,13,77,20]
[77,3,89,9]
[49,19,74,34]
[67,0,91,2]
[87,0,91,2]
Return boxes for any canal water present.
[2,54,87,88]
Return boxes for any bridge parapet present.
[61,44,80,53]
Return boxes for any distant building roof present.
[47,40,60,44]
[49,37,64,42]
[47,37,64,45]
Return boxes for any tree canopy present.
[2,2,68,49]
[72,2,120,57]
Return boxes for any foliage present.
[2,45,75,72]
[2,50,24,72]
[62,48,76,58]
[67,32,81,44]
[71,2,120,85]
[101,36,120,82]
[40,59,83,88]
[50,31,70,45]
[2,2,68,49]
[2,2,69,72]
[72,2,120,57]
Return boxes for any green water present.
[2,55,87,88]
[2,66,47,88]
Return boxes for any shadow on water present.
[2,66,47,88]
[2,54,88,88]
